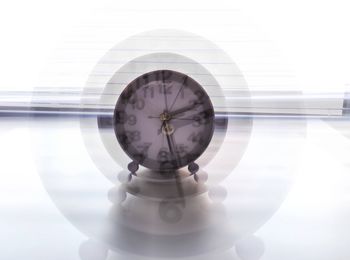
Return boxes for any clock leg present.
[127,161,139,175]
[188,162,199,181]
[126,161,139,181]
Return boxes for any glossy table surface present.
[1,116,350,260]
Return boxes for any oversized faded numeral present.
[157,149,170,162]
[175,144,188,156]
[143,86,155,98]
[130,98,145,110]
[127,114,137,125]
[159,84,173,95]
[192,111,212,127]
[125,130,141,143]
[137,142,152,155]
[187,132,204,144]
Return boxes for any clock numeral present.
[157,149,170,162]
[157,145,188,168]
[120,88,133,103]
[137,143,152,156]
[194,90,205,100]
[175,144,188,156]
[159,84,173,95]
[127,114,137,125]
[192,110,213,127]
[192,115,202,127]
[157,149,178,168]
[188,99,203,110]
[143,86,155,98]
[188,132,205,144]
[124,131,141,143]
[129,98,145,110]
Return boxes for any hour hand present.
[168,101,202,117]
[164,121,180,167]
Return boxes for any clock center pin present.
[160,112,171,121]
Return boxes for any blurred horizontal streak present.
[0,90,349,117]
[0,89,344,99]
[0,109,349,121]
[0,106,112,117]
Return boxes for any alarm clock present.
[113,70,215,173]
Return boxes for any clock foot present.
[188,162,199,174]
[128,161,139,174]
[127,161,139,181]
[188,162,199,181]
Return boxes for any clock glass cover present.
[113,70,215,171]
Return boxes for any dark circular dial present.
[113,70,215,171]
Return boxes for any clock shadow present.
[78,169,265,260]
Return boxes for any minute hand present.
[172,111,212,129]
[169,102,201,117]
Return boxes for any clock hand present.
[168,79,186,112]
[168,75,188,112]
[165,131,177,169]
[158,121,165,135]
[171,116,200,129]
[148,116,160,119]
[168,101,202,118]
[171,110,213,129]
[149,101,202,120]
[164,121,181,167]
[161,72,169,111]
[163,84,169,111]
[157,111,172,135]
[165,132,175,154]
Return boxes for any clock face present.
[113,70,215,171]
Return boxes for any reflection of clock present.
[113,70,215,171]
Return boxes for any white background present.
[0,0,349,92]
[0,1,350,260]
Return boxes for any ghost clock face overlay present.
[113,70,215,171]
